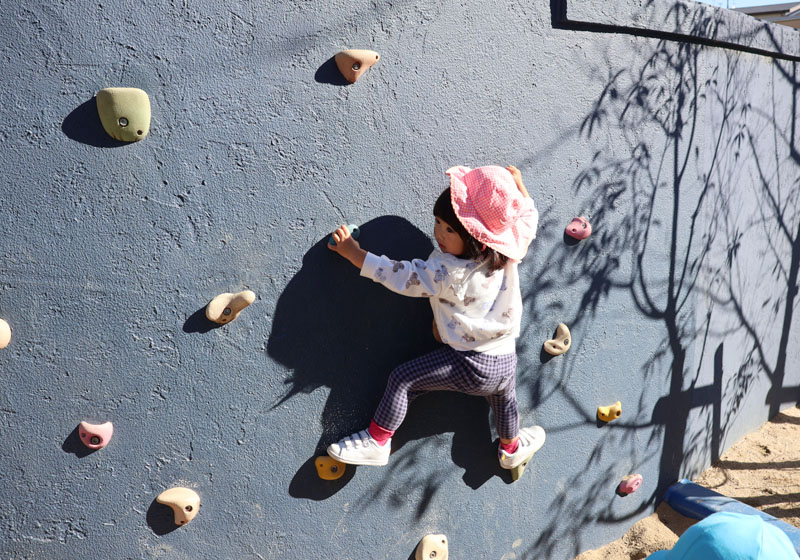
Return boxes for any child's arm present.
[327,224,366,269]
[506,165,530,199]
[360,252,447,299]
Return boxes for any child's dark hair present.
[434,188,509,272]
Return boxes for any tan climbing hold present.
[597,401,622,423]
[156,487,200,526]
[206,290,256,324]
[96,87,151,142]
[315,456,346,480]
[0,319,10,349]
[543,323,571,356]
[415,534,448,560]
[335,49,380,83]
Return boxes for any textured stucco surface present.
[1,1,799,559]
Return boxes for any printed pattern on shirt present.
[360,250,523,353]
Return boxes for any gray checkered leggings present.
[372,346,519,440]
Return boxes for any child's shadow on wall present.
[268,216,500,500]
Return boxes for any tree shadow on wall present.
[523,4,800,558]
[705,46,800,421]
[269,216,504,509]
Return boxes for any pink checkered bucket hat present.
[447,165,538,261]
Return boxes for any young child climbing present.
[326,165,545,473]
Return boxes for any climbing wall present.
[2,1,799,558]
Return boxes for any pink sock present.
[500,439,519,454]
[368,420,394,446]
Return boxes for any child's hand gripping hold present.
[328,224,367,269]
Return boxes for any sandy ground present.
[575,405,800,560]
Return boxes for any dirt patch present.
[575,405,800,559]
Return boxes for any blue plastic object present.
[664,479,800,554]
[328,224,360,246]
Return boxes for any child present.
[326,165,545,473]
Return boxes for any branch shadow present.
[525,3,800,556]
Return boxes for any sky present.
[694,0,793,7]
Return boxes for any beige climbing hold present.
[315,456,346,480]
[415,534,448,560]
[0,319,10,349]
[156,487,200,526]
[543,323,571,356]
[334,49,380,83]
[597,401,622,423]
[206,290,256,324]
[96,87,151,142]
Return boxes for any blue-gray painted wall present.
[1,1,799,558]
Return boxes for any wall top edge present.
[561,0,800,59]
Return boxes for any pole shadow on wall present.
[62,97,128,148]
[516,4,800,558]
[268,216,505,508]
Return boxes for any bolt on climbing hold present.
[618,474,643,495]
[565,216,592,240]
[415,534,448,560]
[0,319,10,349]
[328,224,360,246]
[205,290,256,324]
[78,421,114,450]
[95,87,151,142]
[334,49,380,83]
[597,401,622,423]
[156,487,200,526]
[315,456,346,480]
[543,323,571,356]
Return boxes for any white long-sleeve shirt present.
[360,250,523,355]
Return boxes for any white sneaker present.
[327,430,391,466]
[498,426,546,469]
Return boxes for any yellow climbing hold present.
[96,87,151,142]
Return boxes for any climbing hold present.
[156,487,200,526]
[618,474,643,495]
[96,87,151,142]
[543,323,571,356]
[328,224,360,246]
[0,319,10,349]
[415,534,448,560]
[205,290,256,324]
[334,49,380,83]
[565,216,592,240]
[78,421,114,450]
[315,456,346,480]
[597,401,622,423]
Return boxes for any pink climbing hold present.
[618,474,643,495]
[78,421,114,450]
[565,216,592,240]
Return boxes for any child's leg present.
[372,346,470,432]
[329,348,516,466]
[487,382,520,452]
[328,346,466,466]
[489,380,546,470]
